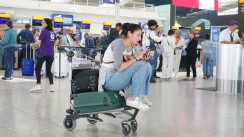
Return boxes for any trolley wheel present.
[131,121,138,132]
[87,114,98,124]
[63,118,77,131]
[122,124,131,136]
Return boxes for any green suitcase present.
[73,91,126,113]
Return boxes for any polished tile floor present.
[0,67,244,137]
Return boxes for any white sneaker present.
[140,97,152,107]
[126,97,149,110]
[47,84,55,92]
[30,84,42,91]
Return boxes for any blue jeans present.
[4,46,15,78]
[104,61,152,96]
[202,53,212,76]
[148,50,157,80]
[0,48,3,68]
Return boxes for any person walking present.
[29,18,58,92]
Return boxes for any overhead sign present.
[32,16,44,26]
[103,0,115,4]
[51,14,73,27]
[0,13,11,24]
[81,20,91,29]
[103,21,112,30]
[54,18,64,28]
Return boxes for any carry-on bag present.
[71,69,99,94]
[54,52,68,78]
[21,44,34,76]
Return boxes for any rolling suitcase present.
[21,44,34,76]
[54,52,67,78]
[73,91,126,113]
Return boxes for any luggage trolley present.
[61,45,140,136]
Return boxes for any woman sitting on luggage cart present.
[99,23,152,110]
[29,18,59,92]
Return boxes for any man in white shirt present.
[161,30,175,80]
[172,30,186,78]
[219,20,244,44]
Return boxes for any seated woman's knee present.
[133,61,147,69]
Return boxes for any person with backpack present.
[0,21,17,80]
[17,23,35,60]
[29,18,59,92]
[142,19,164,83]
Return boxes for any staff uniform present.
[161,35,174,79]
[172,36,186,78]
[219,28,240,43]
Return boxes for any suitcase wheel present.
[63,118,76,131]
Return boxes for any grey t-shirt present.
[201,40,213,54]
[110,38,125,70]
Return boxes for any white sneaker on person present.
[126,97,149,110]
[30,84,42,91]
[140,97,152,107]
[47,84,55,92]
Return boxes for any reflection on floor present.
[0,67,244,137]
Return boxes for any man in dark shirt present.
[108,23,122,44]
[17,23,35,59]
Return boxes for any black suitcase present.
[71,69,99,94]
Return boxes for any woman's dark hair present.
[147,19,157,27]
[168,29,174,35]
[120,23,142,38]
[43,18,53,31]
[205,33,210,40]
[5,21,13,28]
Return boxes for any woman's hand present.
[135,48,148,60]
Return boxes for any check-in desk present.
[216,44,244,93]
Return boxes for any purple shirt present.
[38,29,57,58]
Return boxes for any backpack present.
[17,30,28,45]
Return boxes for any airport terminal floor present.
[0,67,244,137]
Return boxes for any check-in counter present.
[216,44,244,93]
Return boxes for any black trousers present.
[35,56,54,84]
[185,56,197,77]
